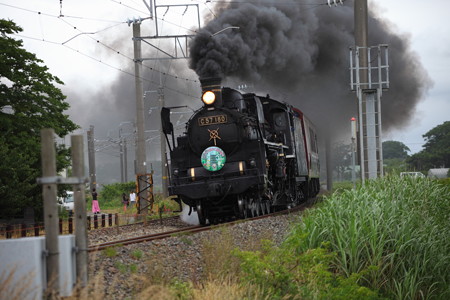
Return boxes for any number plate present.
[198,115,228,126]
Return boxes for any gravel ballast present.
[87,214,297,299]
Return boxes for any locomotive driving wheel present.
[249,197,262,217]
[248,199,256,217]
[238,196,247,219]
[257,195,265,215]
[265,200,271,214]
[196,201,207,225]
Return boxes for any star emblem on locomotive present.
[208,128,221,146]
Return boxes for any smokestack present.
[200,77,222,93]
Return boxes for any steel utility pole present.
[355,0,368,183]
[159,86,168,199]
[87,125,96,193]
[351,117,357,188]
[351,0,388,182]
[128,2,201,199]
[133,20,148,214]
[118,122,133,183]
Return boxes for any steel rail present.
[88,225,204,252]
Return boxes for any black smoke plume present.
[189,0,432,138]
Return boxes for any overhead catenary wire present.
[11,32,199,100]
[3,0,340,100]
[109,0,149,16]
[109,0,199,34]
[3,2,200,85]
[0,2,124,23]
[207,0,340,5]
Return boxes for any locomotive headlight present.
[249,158,256,168]
[202,91,216,105]
[173,169,179,176]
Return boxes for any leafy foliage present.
[382,140,410,159]
[383,158,409,175]
[332,141,354,181]
[99,182,136,205]
[407,121,450,171]
[285,176,450,299]
[0,19,78,220]
[235,240,381,299]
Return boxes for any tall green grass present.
[285,175,450,299]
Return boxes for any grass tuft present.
[285,175,450,299]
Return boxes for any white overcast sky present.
[1,0,449,154]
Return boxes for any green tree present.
[382,140,410,175]
[382,140,410,159]
[407,121,450,171]
[0,19,78,220]
[332,141,353,181]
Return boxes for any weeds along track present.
[88,199,316,252]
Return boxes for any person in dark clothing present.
[122,193,129,212]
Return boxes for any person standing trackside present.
[122,193,129,212]
[92,188,101,214]
[129,190,136,209]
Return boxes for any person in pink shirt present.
[91,188,101,214]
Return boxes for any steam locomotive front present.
[169,78,267,216]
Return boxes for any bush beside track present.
[271,175,449,299]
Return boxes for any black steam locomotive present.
[161,78,320,225]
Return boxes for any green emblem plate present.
[201,146,226,172]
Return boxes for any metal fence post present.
[94,215,98,229]
[21,223,26,237]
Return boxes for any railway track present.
[88,224,204,252]
[88,199,315,252]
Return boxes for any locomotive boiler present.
[161,78,320,225]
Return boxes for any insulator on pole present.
[328,0,343,7]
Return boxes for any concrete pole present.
[133,21,148,214]
[40,129,59,294]
[71,135,88,287]
[87,126,96,192]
